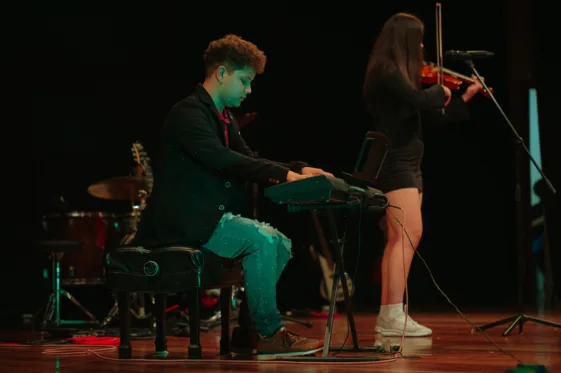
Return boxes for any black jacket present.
[363,67,469,148]
[134,84,308,248]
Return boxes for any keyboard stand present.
[276,203,381,362]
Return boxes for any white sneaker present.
[375,313,433,337]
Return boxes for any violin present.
[421,63,493,96]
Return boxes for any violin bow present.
[435,2,444,112]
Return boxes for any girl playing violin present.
[362,12,484,337]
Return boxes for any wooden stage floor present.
[1,311,560,372]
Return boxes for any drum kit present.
[39,112,260,333]
[39,142,155,331]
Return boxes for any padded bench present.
[105,245,243,359]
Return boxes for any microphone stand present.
[464,59,560,336]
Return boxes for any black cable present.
[386,205,525,366]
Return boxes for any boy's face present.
[218,66,256,108]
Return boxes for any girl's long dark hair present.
[363,12,425,96]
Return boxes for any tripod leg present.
[43,293,55,325]
[475,315,520,333]
[325,209,360,350]
[524,315,561,329]
[476,313,561,336]
[101,300,119,328]
[321,263,340,357]
[501,314,524,336]
[59,289,100,324]
[54,254,61,327]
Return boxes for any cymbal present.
[88,176,148,201]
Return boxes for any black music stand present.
[276,132,391,362]
[341,131,391,189]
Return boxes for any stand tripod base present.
[475,313,561,336]
[101,292,153,328]
[41,249,101,330]
[331,345,394,352]
[276,207,388,364]
[43,289,100,329]
[275,343,393,362]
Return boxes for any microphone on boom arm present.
[444,50,494,60]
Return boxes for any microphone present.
[444,50,494,60]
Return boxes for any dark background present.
[4,1,560,328]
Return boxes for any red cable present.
[68,336,120,345]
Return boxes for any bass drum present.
[41,211,140,285]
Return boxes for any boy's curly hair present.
[203,34,266,76]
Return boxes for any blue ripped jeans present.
[202,212,292,337]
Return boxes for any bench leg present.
[219,286,232,355]
[188,286,202,358]
[118,291,132,359]
[154,294,167,354]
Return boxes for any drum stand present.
[101,292,154,328]
[37,240,101,329]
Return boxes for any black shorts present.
[376,138,424,193]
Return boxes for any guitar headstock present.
[131,141,150,167]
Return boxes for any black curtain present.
[533,4,561,300]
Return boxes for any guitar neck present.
[145,171,154,193]
[132,141,153,194]
[310,210,334,266]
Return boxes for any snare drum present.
[41,211,139,285]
